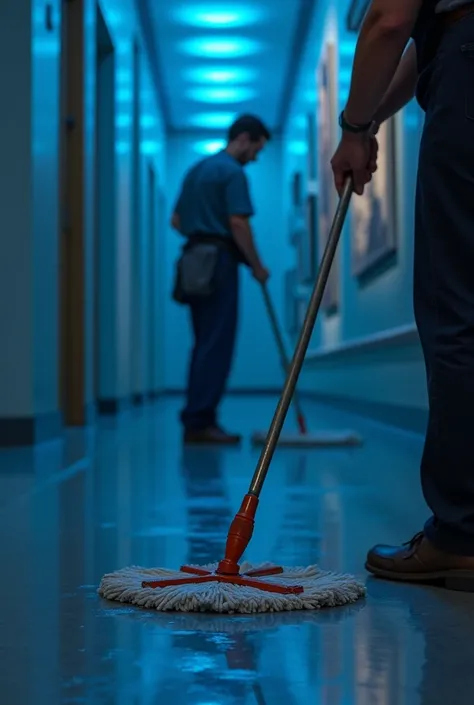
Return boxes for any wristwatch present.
[339,110,373,134]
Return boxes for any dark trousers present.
[415,15,474,555]
[181,250,239,431]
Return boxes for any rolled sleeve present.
[225,169,254,217]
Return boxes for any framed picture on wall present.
[289,172,304,246]
[351,115,399,278]
[296,216,311,284]
[285,268,299,336]
[300,192,318,283]
[294,213,310,285]
[292,171,303,209]
[317,39,339,313]
[307,112,317,181]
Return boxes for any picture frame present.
[299,192,318,284]
[292,171,303,208]
[284,268,299,336]
[289,172,304,246]
[307,112,317,181]
[351,115,399,278]
[317,39,339,313]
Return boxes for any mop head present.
[98,561,366,614]
[250,430,362,448]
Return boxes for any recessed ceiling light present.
[189,112,236,128]
[173,5,263,28]
[184,66,256,84]
[193,139,227,155]
[180,37,262,59]
[187,86,255,103]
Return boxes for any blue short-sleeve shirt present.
[173,150,254,237]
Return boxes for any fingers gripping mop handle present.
[260,282,307,434]
[142,180,353,594]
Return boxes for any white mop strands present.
[250,430,363,448]
[98,562,366,614]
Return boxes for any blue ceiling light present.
[173,5,263,28]
[117,89,132,102]
[142,141,160,155]
[116,114,132,128]
[180,37,261,58]
[184,66,256,84]
[190,112,236,128]
[187,86,255,103]
[194,139,226,155]
[140,114,156,128]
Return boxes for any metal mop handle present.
[249,178,353,497]
[260,282,307,433]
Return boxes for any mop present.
[250,282,362,448]
[98,179,366,613]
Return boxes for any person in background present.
[331,0,474,590]
[170,115,270,445]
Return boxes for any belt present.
[440,3,474,27]
[186,233,249,266]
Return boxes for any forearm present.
[170,212,182,234]
[374,42,418,125]
[344,7,415,125]
[231,221,263,271]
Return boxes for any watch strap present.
[339,111,373,134]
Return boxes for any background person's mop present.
[98,179,366,614]
[250,282,362,448]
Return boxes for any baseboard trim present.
[302,391,428,435]
[164,388,281,396]
[97,397,128,415]
[0,410,63,447]
[98,392,165,413]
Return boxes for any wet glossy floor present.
[1,395,474,704]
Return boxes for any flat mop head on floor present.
[250,430,363,448]
[98,561,366,614]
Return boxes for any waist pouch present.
[172,234,247,305]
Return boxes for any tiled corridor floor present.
[1,396,474,704]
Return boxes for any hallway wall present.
[164,133,291,392]
[89,0,167,411]
[283,1,428,430]
[0,0,166,444]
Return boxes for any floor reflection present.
[1,397,474,704]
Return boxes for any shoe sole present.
[365,562,474,592]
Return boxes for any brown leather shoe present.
[183,426,242,446]
[366,532,474,591]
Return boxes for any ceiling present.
[138,0,316,138]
